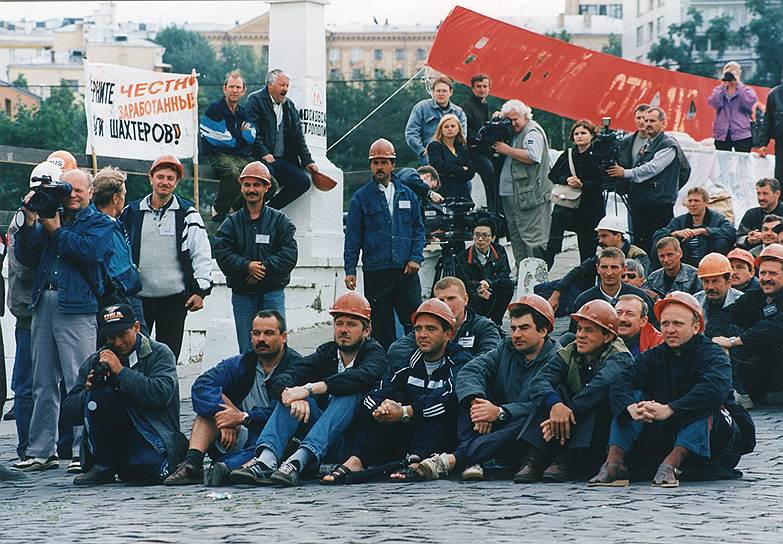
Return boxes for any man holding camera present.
[13,168,114,472]
[62,304,187,485]
[460,74,499,212]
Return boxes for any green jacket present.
[508,119,552,210]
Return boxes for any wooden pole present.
[191,67,200,210]
[193,159,200,210]
[91,145,98,175]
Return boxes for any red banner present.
[427,6,771,142]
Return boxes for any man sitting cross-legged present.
[589,292,755,488]
[229,292,388,487]
[163,310,301,486]
[320,299,471,484]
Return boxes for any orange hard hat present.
[570,299,619,336]
[149,154,184,180]
[368,138,397,160]
[697,253,732,279]
[239,161,272,183]
[311,170,338,192]
[755,243,783,268]
[727,248,755,272]
[653,291,704,333]
[507,294,555,332]
[329,291,372,322]
[47,150,78,171]
[411,298,456,335]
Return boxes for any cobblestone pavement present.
[2,250,783,542]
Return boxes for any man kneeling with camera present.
[62,304,187,485]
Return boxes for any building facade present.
[0,80,40,118]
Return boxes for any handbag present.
[550,148,582,209]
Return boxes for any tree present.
[602,34,622,57]
[546,30,571,43]
[742,0,783,85]
[155,26,222,109]
[12,73,28,89]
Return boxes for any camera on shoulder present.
[25,175,73,218]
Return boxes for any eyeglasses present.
[622,273,638,279]
[473,233,492,239]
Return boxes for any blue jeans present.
[11,327,33,459]
[609,415,712,459]
[231,290,286,353]
[266,158,311,210]
[255,394,361,467]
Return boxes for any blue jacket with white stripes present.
[199,97,256,157]
[364,344,472,420]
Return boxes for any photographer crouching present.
[13,167,114,474]
[62,304,187,485]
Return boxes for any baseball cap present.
[99,303,136,337]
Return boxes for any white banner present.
[83,62,199,162]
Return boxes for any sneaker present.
[163,461,203,486]
[67,460,82,474]
[13,455,59,472]
[461,464,484,481]
[229,459,276,486]
[74,465,116,486]
[734,392,754,410]
[204,461,230,487]
[416,453,451,481]
[270,461,301,487]
[0,464,25,481]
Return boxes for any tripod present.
[430,239,467,296]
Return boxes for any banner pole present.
[191,67,200,210]
[193,159,200,210]
[91,145,98,175]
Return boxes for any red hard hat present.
[755,243,783,268]
[411,298,456,335]
[507,294,555,332]
[239,161,272,183]
[368,138,397,160]
[727,248,755,272]
[653,291,704,333]
[329,291,372,322]
[149,154,184,180]
[570,299,619,336]
[47,150,78,171]
[311,170,338,192]
[697,253,732,279]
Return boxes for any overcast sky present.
[0,1,565,26]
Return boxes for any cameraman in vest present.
[608,107,682,255]
[493,100,552,265]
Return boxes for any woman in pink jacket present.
[708,61,758,153]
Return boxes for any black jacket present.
[245,87,314,167]
[548,146,605,226]
[763,84,783,145]
[727,288,783,356]
[610,335,733,426]
[737,202,783,249]
[556,240,651,294]
[459,94,490,146]
[653,207,736,267]
[425,140,475,199]
[570,283,657,332]
[214,205,297,294]
[270,338,388,398]
[456,241,513,297]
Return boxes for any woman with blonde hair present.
[426,113,475,201]
[708,61,758,153]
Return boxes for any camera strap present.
[567,148,576,178]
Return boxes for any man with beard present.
[727,248,760,293]
[229,292,388,486]
[163,311,301,486]
[615,295,663,356]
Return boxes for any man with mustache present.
[727,248,760,293]
[615,294,663,356]
[716,244,783,405]
[214,161,297,353]
[246,69,318,210]
[344,139,425,350]
[163,311,301,486]
[694,253,743,325]
[749,214,782,257]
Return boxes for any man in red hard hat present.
[229,291,388,487]
[590,291,753,488]
[120,155,213,362]
[214,161,297,354]
[518,300,633,483]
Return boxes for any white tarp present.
[83,62,199,161]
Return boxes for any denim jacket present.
[15,204,114,314]
[404,98,468,164]
[344,174,426,275]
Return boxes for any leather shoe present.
[74,465,116,486]
[587,462,630,487]
[513,451,550,483]
[652,462,680,488]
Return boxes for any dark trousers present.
[85,385,169,483]
[468,280,515,326]
[714,137,753,153]
[266,158,311,210]
[775,147,783,185]
[350,406,456,465]
[631,203,674,255]
[545,205,600,268]
[470,151,498,212]
[141,292,189,361]
[11,326,33,459]
[363,269,422,351]
[208,153,252,214]
[453,408,531,469]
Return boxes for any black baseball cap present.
[99,304,136,337]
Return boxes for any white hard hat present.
[29,161,62,188]
[594,215,628,235]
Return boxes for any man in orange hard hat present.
[229,291,388,487]
[694,253,743,324]
[590,291,753,488]
[344,138,425,351]
[727,248,759,292]
[119,154,212,361]
[214,161,297,353]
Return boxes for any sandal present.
[320,464,354,485]
[388,466,425,483]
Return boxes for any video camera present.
[424,197,496,245]
[26,175,73,218]
[591,117,627,191]
[475,117,513,154]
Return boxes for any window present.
[416,48,427,60]
[658,0,665,6]
[329,68,341,80]
[328,48,341,62]
[648,0,654,12]
[656,16,664,36]
[350,47,362,64]
[637,0,643,16]
[647,21,654,41]
[636,26,644,47]
[395,48,405,60]
[351,68,363,80]
[374,68,384,79]
[139,22,147,31]
[373,48,383,61]
[4,98,11,116]
[608,4,623,18]
[599,4,607,15]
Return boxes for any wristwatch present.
[241,412,251,427]
[729,336,738,347]
[400,405,412,423]
[304,383,315,395]
[497,407,509,422]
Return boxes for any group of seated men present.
[62,267,758,490]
